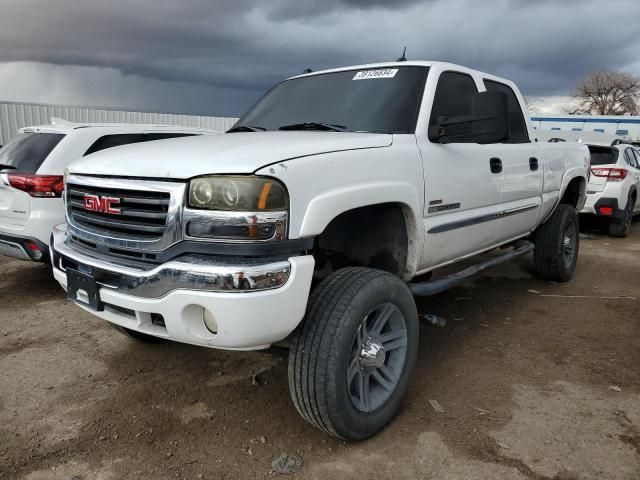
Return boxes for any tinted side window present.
[429,72,478,143]
[624,149,635,167]
[84,134,144,156]
[483,80,529,143]
[632,149,640,168]
[0,133,65,173]
[143,133,196,141]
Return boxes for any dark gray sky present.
[0,0,638,117]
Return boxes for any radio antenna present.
[397,46,407,62]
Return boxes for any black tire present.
[114,325,165,343]
[288,267,418,441]
[533,204,579,282]
[608,196,635,238]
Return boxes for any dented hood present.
[68,131,393,179]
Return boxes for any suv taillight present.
[590,167,628,182]
[7,173,64,197]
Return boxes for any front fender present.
[254,141,425,278]
[298,181,420,237]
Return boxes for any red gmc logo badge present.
[83,194,121,214]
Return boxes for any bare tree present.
[569,70,640,115]
[524,96,542,114]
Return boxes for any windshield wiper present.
[227,125,266,133]
[0,164,16,170]
[278,122,346,132]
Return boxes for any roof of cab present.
[289,61,494,80]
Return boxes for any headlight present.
[188,176,288,211]
[186,176,289,242]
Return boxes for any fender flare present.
[543,167,587,224]
[297,181,424,279]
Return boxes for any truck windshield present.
[0,132,65,173]
[232,66,429,134]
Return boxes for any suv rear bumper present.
[0,232,48,261]
[50,224,315,350]
[581,196,625,220]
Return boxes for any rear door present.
[482,79,543,240]
[0,132,65,225]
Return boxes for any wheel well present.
[312,203,409,282]
[559,177,586,208]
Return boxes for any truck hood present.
[68,131,393,179]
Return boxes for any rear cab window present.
[0,132,66,173]
[587,146,618,166]
[483,80,529,143]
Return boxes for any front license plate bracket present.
[66,268,104,311]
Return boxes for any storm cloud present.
[0,0,638,116]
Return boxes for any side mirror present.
[429,91,509,144]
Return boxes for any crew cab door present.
[481,79,543,240]
[416,71,505,268]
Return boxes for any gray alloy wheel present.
[347,303,408,413]
[288,267,419,440]
[533,204,579,282]
[562,224,577,268]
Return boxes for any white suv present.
[0,120,215,262]
[581,143,640,237]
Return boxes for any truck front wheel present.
[533,204,579,282]
[288,267,418,440]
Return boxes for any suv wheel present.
[533,204,579,282]
[609,196,635,238]
[288,267,418,440]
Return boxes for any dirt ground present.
[1,220,639,480]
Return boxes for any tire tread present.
[289,267,397,438]
[533,204,578,282]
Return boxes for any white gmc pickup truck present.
[51,61,589,440]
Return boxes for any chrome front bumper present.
[50,224,291,299]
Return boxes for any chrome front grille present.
[67,184,170,239]
[65,174,186,252]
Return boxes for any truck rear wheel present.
[533,204,579,282]
[288,267,418,440]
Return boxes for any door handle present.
[529,157,539,171]
[490,157,502,174]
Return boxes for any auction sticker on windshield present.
[352,69,398,80]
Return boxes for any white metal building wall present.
[0,101,239,146]
[530,114,640,141]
